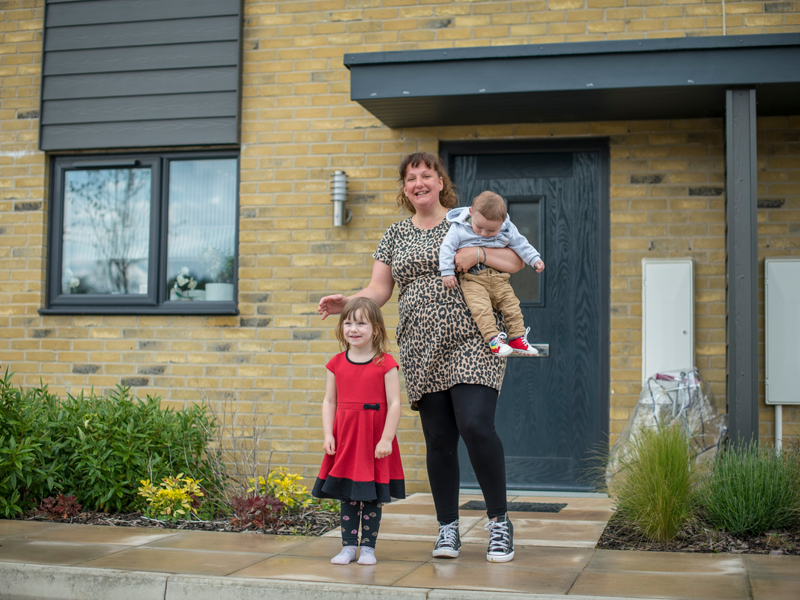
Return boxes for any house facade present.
[1,0,799,493]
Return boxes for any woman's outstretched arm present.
[454,246,525,274]
[318,260,395,320]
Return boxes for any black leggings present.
[340,501,383,548]
[417,383,507,523]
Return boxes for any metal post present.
[725,88,759,446]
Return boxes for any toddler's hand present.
[324,436,336,455]
[533,260,545,273]
[375,440,392,459]
[442,275,458,289]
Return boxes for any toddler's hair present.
[472,191,507,222]
[335,297,390,363]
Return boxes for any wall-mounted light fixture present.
[331,170,351,227]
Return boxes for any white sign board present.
[766,258,800,405]
[642,258,694,382]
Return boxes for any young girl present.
[311,297,405,565]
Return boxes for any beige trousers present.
[460,268,526,343]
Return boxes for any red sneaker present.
[508,328,538,356]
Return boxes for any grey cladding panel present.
[46,0,240,27]
[42,92,238,125]
[43,68,239,100]
[45,16,239,51]
[41,118,238,150]
[44,42,239,76]
[41,0,243,150]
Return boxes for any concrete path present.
[0,493,797,600]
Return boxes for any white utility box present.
[765,258,800,405]
[642,258,694,382]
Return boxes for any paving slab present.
[0,538,129,565]
[586,549,746,575]
[231,554,426,586]
[23,523,180,546]
[79,546,270,576]
[394,561,581,595]
[145,530,307,554]
[0,520,64,538]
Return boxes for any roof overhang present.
[344,34,800,128]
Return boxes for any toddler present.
[439,190,545,357]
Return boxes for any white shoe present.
[489,333,513,357]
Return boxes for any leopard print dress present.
[373,217,506,409]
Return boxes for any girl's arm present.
[322,370,338,455]
[375,367,401,459]
[318,260,395,320]
[453,246,525,274]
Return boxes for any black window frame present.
[42,150,240,316]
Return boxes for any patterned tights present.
[340,501,383,548]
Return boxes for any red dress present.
[312,352,405,503]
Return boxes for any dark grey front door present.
[443,140,609,492]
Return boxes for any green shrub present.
[0,372,60,516]
[697,442,800,536]
[137,474,205,522]
[249,467,311,513]
[610,424,698,543]
[0,371,222,516]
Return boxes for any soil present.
[597,513,800,555]
[22,508,339,537]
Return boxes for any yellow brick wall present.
[756,116,800,445]
[1,1,800,492]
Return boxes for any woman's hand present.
[318,294,349,320]
[324,435,336,455]
[375,439,392,459]
[454,246,482,273]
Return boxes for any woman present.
[318,151,524,563]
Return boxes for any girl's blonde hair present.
[395,151,458,214]
[335,297,390,364]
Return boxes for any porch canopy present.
[344,33,800,446]
[344,33,800,127]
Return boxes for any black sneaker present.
[432,519,461,558]
[485,514,515,562]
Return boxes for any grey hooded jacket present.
[439,207,541,278]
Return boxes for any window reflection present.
[167,159,237,302]
[62,168,151,295]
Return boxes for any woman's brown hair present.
[334,297,390,364]
[395,151,458,214]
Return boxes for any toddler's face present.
[469,209,503,238]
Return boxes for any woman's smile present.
[404,164,443,211]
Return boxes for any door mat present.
[460,501,567,513]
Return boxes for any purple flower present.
[363,515,369,520]
[342,515,349,521]
[351,529,358,534]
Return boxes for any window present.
[44,151,239,315]
[507,196,544,307]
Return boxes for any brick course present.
[1,0,799,490]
